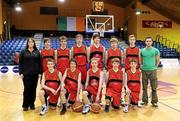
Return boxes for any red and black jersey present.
[126,69,141,92]
[107,69,123,92]
[41,49,54,72]
[73,44,87,66]
[65,68,80,91]
[88,68,101,89]
[125,47,140,70]
[44,69,60,90]
[107,48,122,70]
[90,44,104,69]
[57,48,70,74]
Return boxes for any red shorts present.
[106,88,122,109]
[128,83,140,105]
[77,65,87,84]
[64,87,77,104]
[86,86,102,103]
[42,89,60,106]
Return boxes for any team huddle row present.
[19,33,160,115]
[38,34,144,115]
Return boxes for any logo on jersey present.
[91,79,98,86]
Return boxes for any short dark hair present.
[69,59,77,65]
[145,37,153,41]
[93,34,100,40]
[44,38,50,43]
[128,34,135,39]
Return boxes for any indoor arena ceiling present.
[5,0,180,24]
[144,0,180,24]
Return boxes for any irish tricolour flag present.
[58,17,85,31]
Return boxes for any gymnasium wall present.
[136,1,180,44]
[0,0,2,34]
[125,2,137,37]
[11,0,125,31]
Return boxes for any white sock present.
[42,104,46,107]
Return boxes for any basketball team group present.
[18,33,160,115]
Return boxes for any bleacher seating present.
[0,38,27,65]
[0,37,179,66]
[125,40,179,58]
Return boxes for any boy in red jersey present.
[124,34,141,71]
[55,36,71,75]
[41,38,55,72]
[88,34,105,70]
[106,38,123,70]
[123,59,142,113]
[71,34,88,90]
[105,58,123,112]
[39,58,62,115]
[60,59,81,115]
[82,58,104,114]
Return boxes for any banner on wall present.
[58,17,85,31]
[142,20,172,28]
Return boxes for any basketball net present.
[99,29,104,37]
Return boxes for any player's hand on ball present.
[95,96,100,103]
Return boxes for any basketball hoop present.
[99,29,104,37]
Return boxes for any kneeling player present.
[60,59,81,115]
[105,58,123,112]
[82,58,104,114]
[39,59,62,115]
[123,59,142,113]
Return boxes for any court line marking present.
[159,101,180,112]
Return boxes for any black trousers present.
[22,74,38,108]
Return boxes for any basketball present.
[91,103,101,113]
[72,101,83,112]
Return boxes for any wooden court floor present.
[0,68,180,121]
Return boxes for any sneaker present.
[105,105,110,112]
[23,107,28,111]
[152,103,158,108]
[40,106,47,116]
[82,105,90,114]
[60,108,67,115]
[30,106,35,110]
[141,102,148,106]
[123,105,128,113]
[138,101,143,108]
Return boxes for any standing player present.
[71,34,87,90]
[39,59,62,115]
[106,37,123,70]
[123,59,142,113]
[55,36,71,75]
[124,34,140,71]
[60,59,81,115]
[82,58,104,114]
[41,38,55,72]
[105,58,123,112]
[88,34,105,70]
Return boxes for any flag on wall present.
[58,17,85,31]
